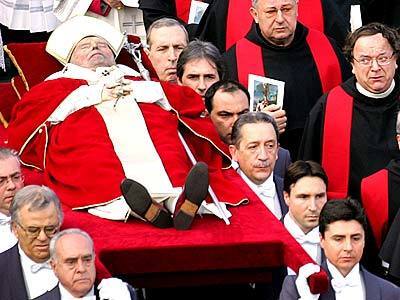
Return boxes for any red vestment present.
[8,77,246,209]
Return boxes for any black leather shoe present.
[173,162,209,230]
[121,179,173,228]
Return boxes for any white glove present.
[295,263,320,300]
[98,278,131,300]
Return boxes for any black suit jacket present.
[274,147,292,179]
[279,260,400,299]
[34,283,137,300]
[274,175,289,217]
[0,244,29,300]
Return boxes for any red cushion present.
[0,81,19,122]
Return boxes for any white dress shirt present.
[0,212,17,253]
[19,245,58,299]
[237,169,282,219]
[284,213,321,275]
[327,261,366,300]
[59,283,95,300]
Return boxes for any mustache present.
[253,161,271,168]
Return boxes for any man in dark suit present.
[0,185,63,300]
[35,228,136,300]
[205,80,291,179]
[280,198,400,299]
[229,112,288,219]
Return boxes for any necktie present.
[31,262,52,273]
[295,233,320,245]
[258,184,275,199]
[331,276,360,293]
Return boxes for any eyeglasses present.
[15,221,59,238]
[263,5,296,19]
[0,173,24,188]
[353,53,395,67]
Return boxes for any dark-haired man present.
[177,40,223,98]
[280,198,400,299]
[229,112,288,219]
[300,22,400,200]
[283,160,328,273]
[205,80,291,178]
[0,148,24,253]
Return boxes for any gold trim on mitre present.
[45,15,126,65]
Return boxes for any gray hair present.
[10,185,63,224]
[252,0,297,7]
[176,39,226,80]
[50,228,94,260]
[146,18,189,47]
[231,112,279,146]
[0,148,20,163]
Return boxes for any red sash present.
[306,29,342,93]
[298,0,324,33]
[235,29,342,90]
[361,169,388,247]
[226,0,253,51]
[321,86,353,199]
[175,0,192,23]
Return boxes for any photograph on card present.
[248,74,285,112]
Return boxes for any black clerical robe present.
[223,23,351,157]
[300,76,400,200]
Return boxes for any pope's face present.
[70,36,116,70]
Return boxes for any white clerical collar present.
[46,63,140,82]
[236,168,274,191]
[327,260,361,282]
[283,213,320,244]
[59,283,95,299]
[356,80,395,99]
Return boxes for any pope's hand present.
[103,0,123,9]
[261,104,287,133]
[101,79,133,102]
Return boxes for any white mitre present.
[45,15,126,65]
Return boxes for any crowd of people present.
[1,0,400,299]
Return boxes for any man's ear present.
[144,47,150,56]
[249,7,259,23]
[11,221,19,238]
[229,144,238,161]
[283,191,290,206]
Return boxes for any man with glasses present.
[36,228,137,299]
[0,148,24,253]
[300,23,400,202]
[0,185,62,299]
[223,0,351,158]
